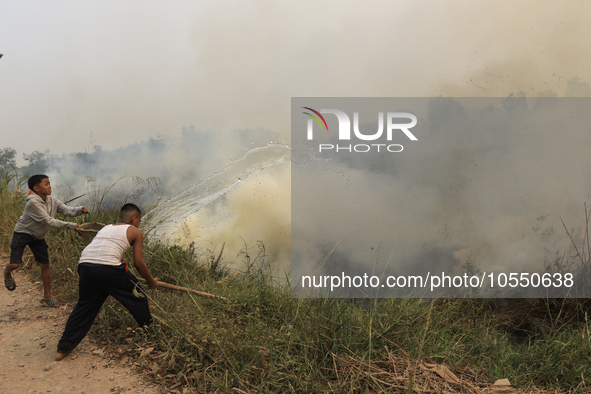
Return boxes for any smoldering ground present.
[169,162,291,275]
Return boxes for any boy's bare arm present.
[129,227,158,289]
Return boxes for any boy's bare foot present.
[55,351,71,361]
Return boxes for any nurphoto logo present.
[302,107,418,153]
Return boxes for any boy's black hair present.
[119,203,142,222]
[28,174,49,191]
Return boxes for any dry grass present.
[2,170,591,393]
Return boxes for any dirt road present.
[0,268,162,394]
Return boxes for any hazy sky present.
[2,1,591,164]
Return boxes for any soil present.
[0,268,163,394]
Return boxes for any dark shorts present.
[9,232,50,265]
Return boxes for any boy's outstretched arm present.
[56,199,89,217]
[128,227,158,289]
[27,197,79,231]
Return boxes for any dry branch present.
[140,278,228,302]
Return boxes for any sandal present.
[40,298,57,308]
[4,273,16,291]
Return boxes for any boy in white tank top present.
[55,203,158,360]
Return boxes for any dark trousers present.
[57,263,152,353]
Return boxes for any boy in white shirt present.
[55,203,158,360]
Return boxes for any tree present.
[22,149,50,175]
[0,147,17,171]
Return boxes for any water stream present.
[144,144,291,271]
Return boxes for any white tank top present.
[79,224,131,266]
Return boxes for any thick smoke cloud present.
[19,128,292,273]
[34,128,277,202]
[292,97,591,297]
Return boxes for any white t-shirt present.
[79,224,131,266]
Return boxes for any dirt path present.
[0,268,163,394]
